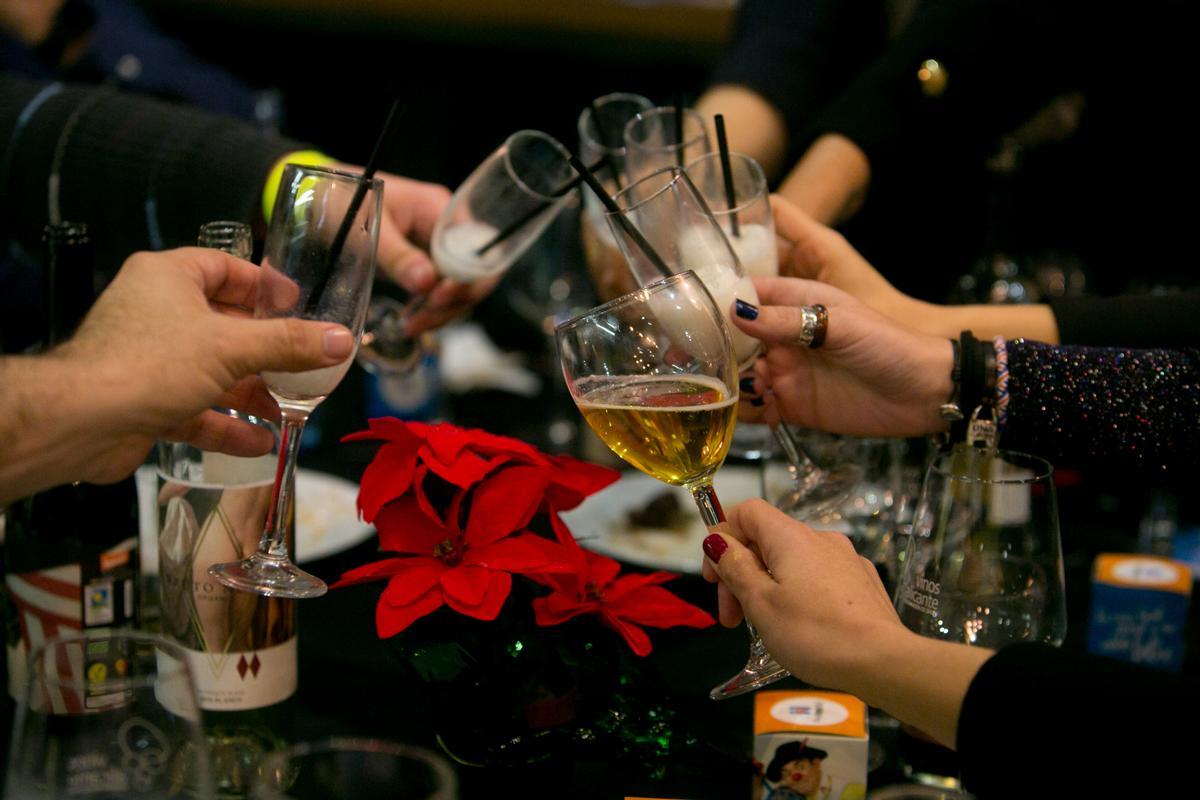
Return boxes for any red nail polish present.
[703,533,728,563]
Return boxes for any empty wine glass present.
[360,130,577,375]
[5,630,214,799]
[251,738,456,800]
[209,164,381,599]
[623,106,712,182]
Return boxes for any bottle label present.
[178,636,298,711]
[5,537,138,703]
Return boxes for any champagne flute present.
[5,630,214,799]
[209,164,382,599]
[555,270,788,699]
[683,150,864,518]
[358,130,577,374]
[623,105,712,182]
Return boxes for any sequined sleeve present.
[1002,340,1200,475]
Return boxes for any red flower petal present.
[381,558,446,608]
[356,442,419,523]
[543,454,620,510]
[547,511,584,550]
[601,570,676,604]
[343,417,424,447]
[465,534,576,574]
[439,565,491,608]
[532,591,593,626]
[330,557,412,589]
[601,611,653,657]
[375,496,452,556]
[583,551,623,588]
[606,585,716,629]
[444,570,512,621]
[376,583,444,638]
[465,465,550,546]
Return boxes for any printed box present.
[1087,553,1192,671]
[754,690,868,800]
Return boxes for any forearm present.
[850,627,993,748]
[694,85,789,179]
[914,301,1060,343]
[777,134,870,225]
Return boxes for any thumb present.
[771,194,828,279]
[378,224,436,294]
[220,317,355,377]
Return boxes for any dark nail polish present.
[734,299,759,320]
[750,397,765,407]
[740,376,757,393]
[703,533,728,564]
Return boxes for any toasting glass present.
[209,164,381,599]
[623,106,712,182]
[4,630,214,799]
[251,738,456,800]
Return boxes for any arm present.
[0,247,353,504]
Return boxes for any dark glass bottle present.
[3,223,140,702]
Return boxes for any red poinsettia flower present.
[334,420,619,638]
[529,515,716,656]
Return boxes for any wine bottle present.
[3,222,141,702]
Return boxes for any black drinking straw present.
[714,114,741,238]
[672,93,685,167]
[305,100,407,313]
[568,154,672,279]
[474,156,605,258]
[588,99,624,192]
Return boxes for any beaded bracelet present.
[993,336,1010,430]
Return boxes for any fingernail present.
[750,397,764,407]
[739,376,757,394]
[703,533,728,564]
[324,327,354,358]
[734,299,759,320]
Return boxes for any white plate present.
[294,469,375,563]
[561,465,772,574]
[136,466,374,571]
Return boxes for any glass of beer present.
[556,270,788,698]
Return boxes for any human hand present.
[60,247,354,484]
[702,498,906,695]
[732,277,953,437]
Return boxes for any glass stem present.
[261,407,308,558]
[771,424,826,495]
[691,482,726,527]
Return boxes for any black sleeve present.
[705,0,887,169]
[1049,293,1200,348]
[957,643,1196,797]
[0,73,305,275]
[1002,340,1200,475]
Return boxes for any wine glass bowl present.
[622,106,712,182]
[209,164,382,599]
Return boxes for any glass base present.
[709,630,790,700]
[776,462,864,523]
[208,553,328,599]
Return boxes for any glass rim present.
[684,151,770,217]
[501,128,575,204]
[256,736,457,796]
[554,269,704,335]
[280,162,384,193]
[578,92,655,155]
[606,164,691,216]
[623,106,709,154]
[928,448,1054,484]
[23,630,196,694]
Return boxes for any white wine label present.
[183,637,298,711]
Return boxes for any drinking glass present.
[5,630,214,799]
[578,92,654,302]
[892,446,1066,786]
[623,106,711,182]
[683,151,864,516]
[555,271,788,699]
[364,130,577,374]
[209,164,381,599]
[251,738,456,800]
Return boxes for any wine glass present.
[892,445,1067,785]
[622,105,712,182]
[577,92,654,302]
[251,738,457,799]
[5,630,214,799]
[683,150,864,517]
[359,130,577,375]
[209,164,382,599]
[555,270,788,699]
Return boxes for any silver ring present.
[795,306,820,348]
